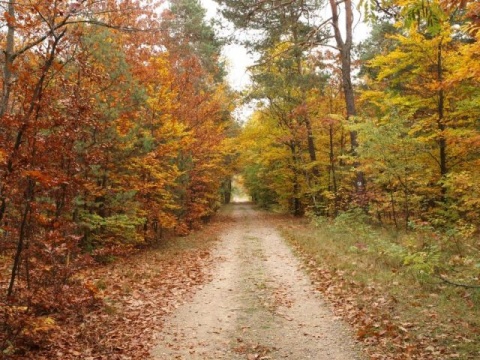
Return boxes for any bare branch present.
[434,274,480,289]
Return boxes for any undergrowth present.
[280,208,480,359]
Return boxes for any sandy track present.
[152,203,363,359]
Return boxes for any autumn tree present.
[217,0,336,212]
[159,0,236,229]
[358,0,480,229]
[238,110,306,211]
[0,0,236,354]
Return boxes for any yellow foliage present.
[30,317,57,333]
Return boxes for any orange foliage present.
[0,0,235,355]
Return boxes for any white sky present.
[199,0,255,91]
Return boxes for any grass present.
[278,213,480,359]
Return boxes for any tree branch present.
[434,274,480,289]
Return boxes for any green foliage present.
[310,210,455,280]
[403,246,441,279]
[165,0,226,81]
[243,164,279,208]
[402,0,447,35]
[79,212,146,246]
[330,208,375,240]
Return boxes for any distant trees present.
[229,0,480,234]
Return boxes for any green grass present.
[279,214,480,359]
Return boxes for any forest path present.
[151,203,364,359]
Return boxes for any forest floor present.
[20,202,364,359]
[17,202,478,359]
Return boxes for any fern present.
[403,246,442,280]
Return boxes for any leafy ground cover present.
[1,213,229,359]
[280,213,480,360]
[3,203,478,359]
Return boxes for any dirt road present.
[152,203,363,359]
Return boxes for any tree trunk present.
[437,40,447,198]
[329,123,338,216]
[305,118,319,176]
[0,0,15,117]
[329,0,365,195]
[292,22,320,180]
[223,178,232,204]
[388,181,398,229]
[0,0,16,224]
[289,141,303,216]
[7,180,34,298]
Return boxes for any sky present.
[199,0,255,91]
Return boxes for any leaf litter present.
[15,219,223,360]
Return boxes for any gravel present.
[151,203,364,359]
